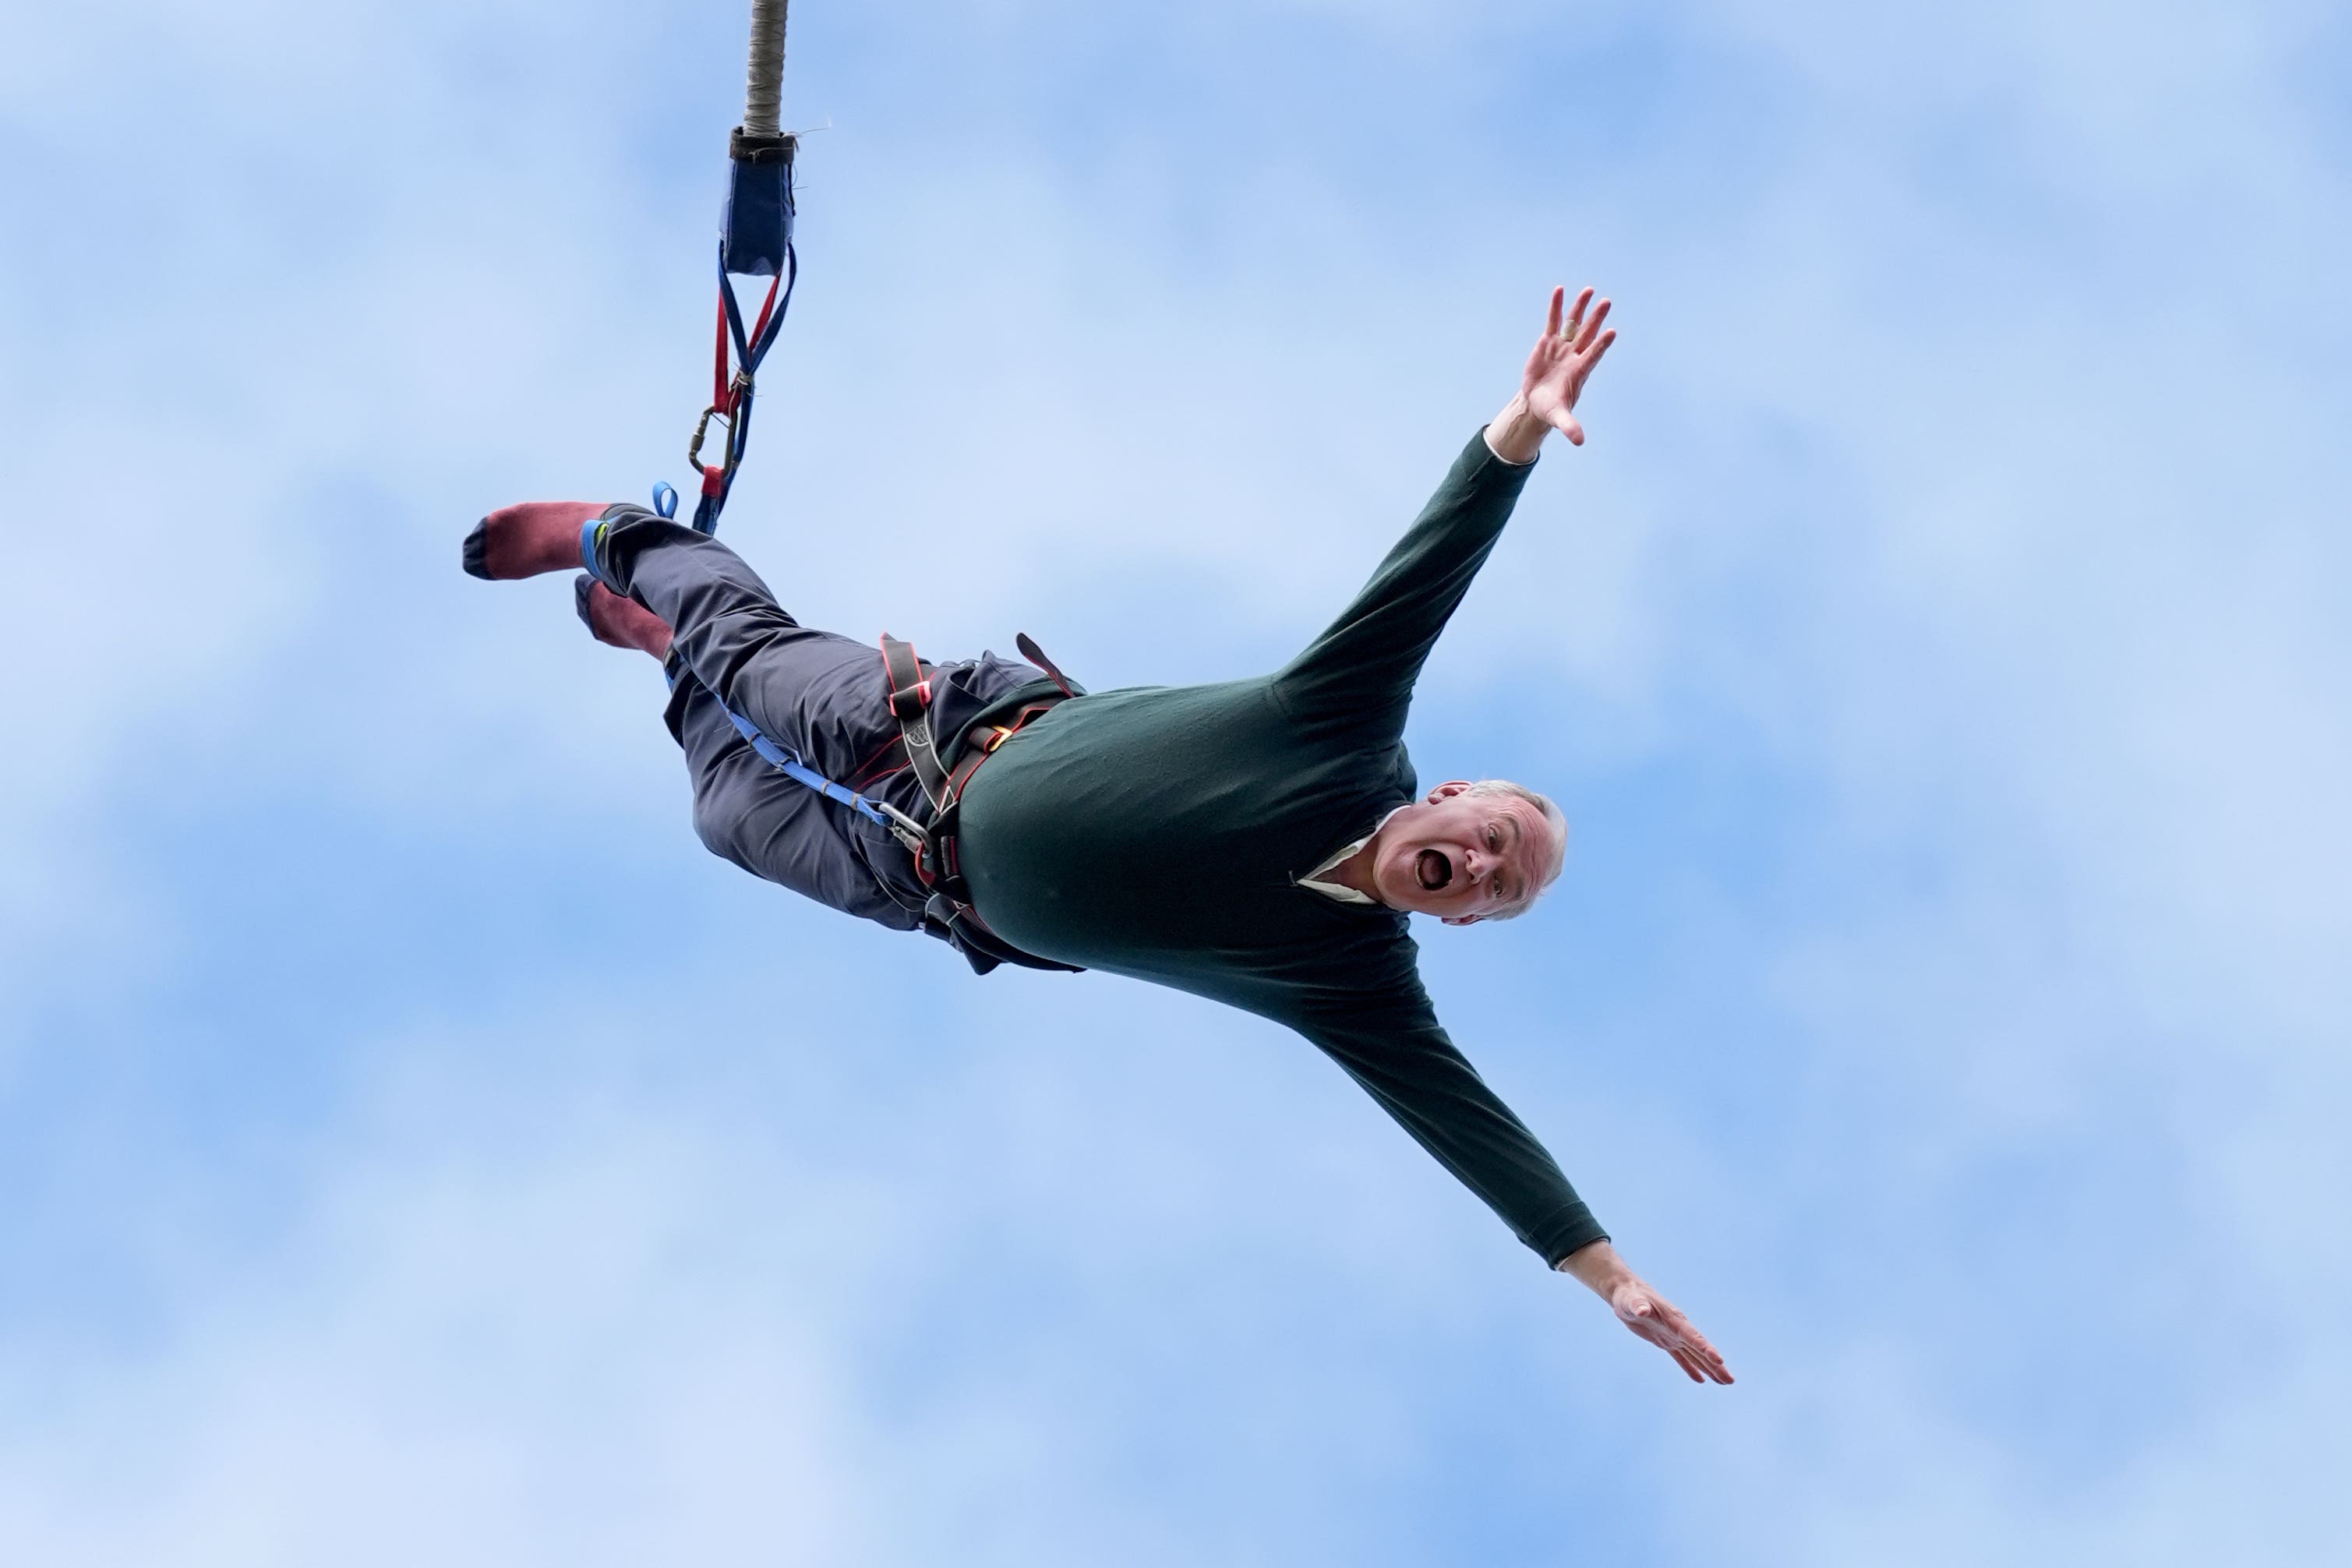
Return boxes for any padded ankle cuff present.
[580,516,636,595]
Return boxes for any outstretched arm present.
[1287,951,1607,1268]
[1271,282,1619,737]
[1269,431,1533,740]
[1292,938,1731,1386]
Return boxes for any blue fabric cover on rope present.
[721,136,795,277]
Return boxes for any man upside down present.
[464,284,1732,1386]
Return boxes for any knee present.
[691,792,745,867]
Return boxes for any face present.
[1365,782,1559,925]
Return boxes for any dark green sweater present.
[956,430,1605,1266]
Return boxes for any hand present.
[1558,1239,1734,1386]
[1489,284,1618,461]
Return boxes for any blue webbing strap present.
[719,702,892,825]
[579,518,610,588]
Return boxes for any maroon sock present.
[578,577,675,660]
[462,500,609,581]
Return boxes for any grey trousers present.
[590,505,1044,938]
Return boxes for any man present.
[465,285,1732,1385]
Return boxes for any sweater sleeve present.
[1270,429,1537,741]
[1286,955,1607,1267]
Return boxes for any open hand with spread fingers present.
[1488,284,1619,463]
[1559,1238,1735,1386]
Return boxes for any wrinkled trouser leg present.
[662,672,928,930]
[595,509,932,931]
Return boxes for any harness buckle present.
[887,678,933,721]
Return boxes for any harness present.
[873,631,1085,975]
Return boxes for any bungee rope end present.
[683,5,800,540]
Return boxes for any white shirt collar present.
[1294,805,1411,907]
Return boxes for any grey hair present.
[1464,779,1570,920]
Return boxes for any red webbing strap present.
[711,270,786,420]
[712,293,730,411]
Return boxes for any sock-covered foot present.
[463,501,608,581]
[574,574,674,660]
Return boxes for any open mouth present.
[1415,848,1453,892]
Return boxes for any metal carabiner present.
[877,800,933,862]
[687,403,733,475]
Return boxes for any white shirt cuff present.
[1481,424,1538,467]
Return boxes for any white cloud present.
[0,976,1549,1566]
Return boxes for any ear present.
[1428,779,1474,803]
[1440,913,1484,927]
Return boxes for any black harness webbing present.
[881,636,954,814]
[879,634,1082,976]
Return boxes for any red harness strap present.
[690,267,788,502]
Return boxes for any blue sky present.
[2,1,2347,1562]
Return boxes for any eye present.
[1486,825,1500,850]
